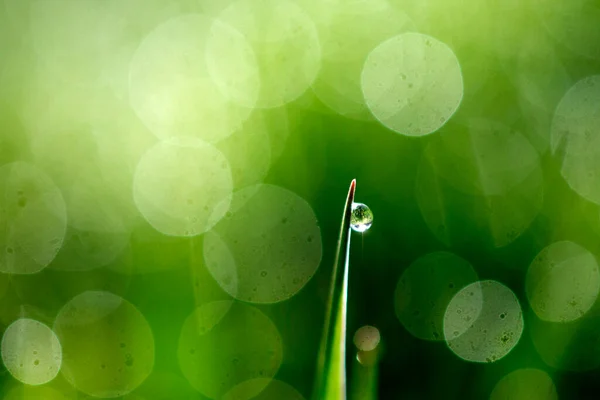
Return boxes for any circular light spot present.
[529,311,600,371]
[415,138,543,248]
[527,241,600,323]
[0,162,67,274]
[54,291,155,398]
[307,0,414,120]
[1,318,62,385]
[215,110,273,190]
[551,75,600,204]
[513,35,571,117]
[490,368,557,400]
[216,0,321,108]
[129,14,257,142]
[395,251,478,341]
[350,202,373,233]
[353,326,380,352]
[50,226,130,272]
[49,169,132,271]
[178,301,282,399]
[427,119,541,197]
[204,184,322,303]
[223,378,305,400]
[133,138,233,237]
[444,280,523,363]
[361,32,463,136]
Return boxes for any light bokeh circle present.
[529,311,600,371]
[0,161,67,274]
[526,241,600,323]
[551,75,600,205]
[395,251,478,341]
[178,301,283,399]
[215,110,273,190]
[307,0,414,120]
[133,138,233,237]
[353,326,380,352]
[216,0,321,108]
[427,119,541,197]
[129,13,257,142]
[490,368,557,400]
[415,138,543,248]
[54,291,155,398]
[1,318,62,385]
[361,32,463,136]
[50,170,132,272]
[444,280,523,363]
[204,184,322,303]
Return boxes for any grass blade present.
[313,179,356,400]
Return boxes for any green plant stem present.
[313,179,356,400]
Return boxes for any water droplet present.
[350,203,373,233]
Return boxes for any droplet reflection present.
[351,202,373,233]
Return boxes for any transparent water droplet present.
[350,202,373,233]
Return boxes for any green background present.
[1,0,600,399]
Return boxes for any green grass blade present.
[313,179,356,400]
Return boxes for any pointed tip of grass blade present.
[313,179,356,400]
[349,180,356,203]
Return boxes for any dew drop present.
[350,202,373,233]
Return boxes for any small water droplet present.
[350,203,373,233]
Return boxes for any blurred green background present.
[1,0,600,399]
